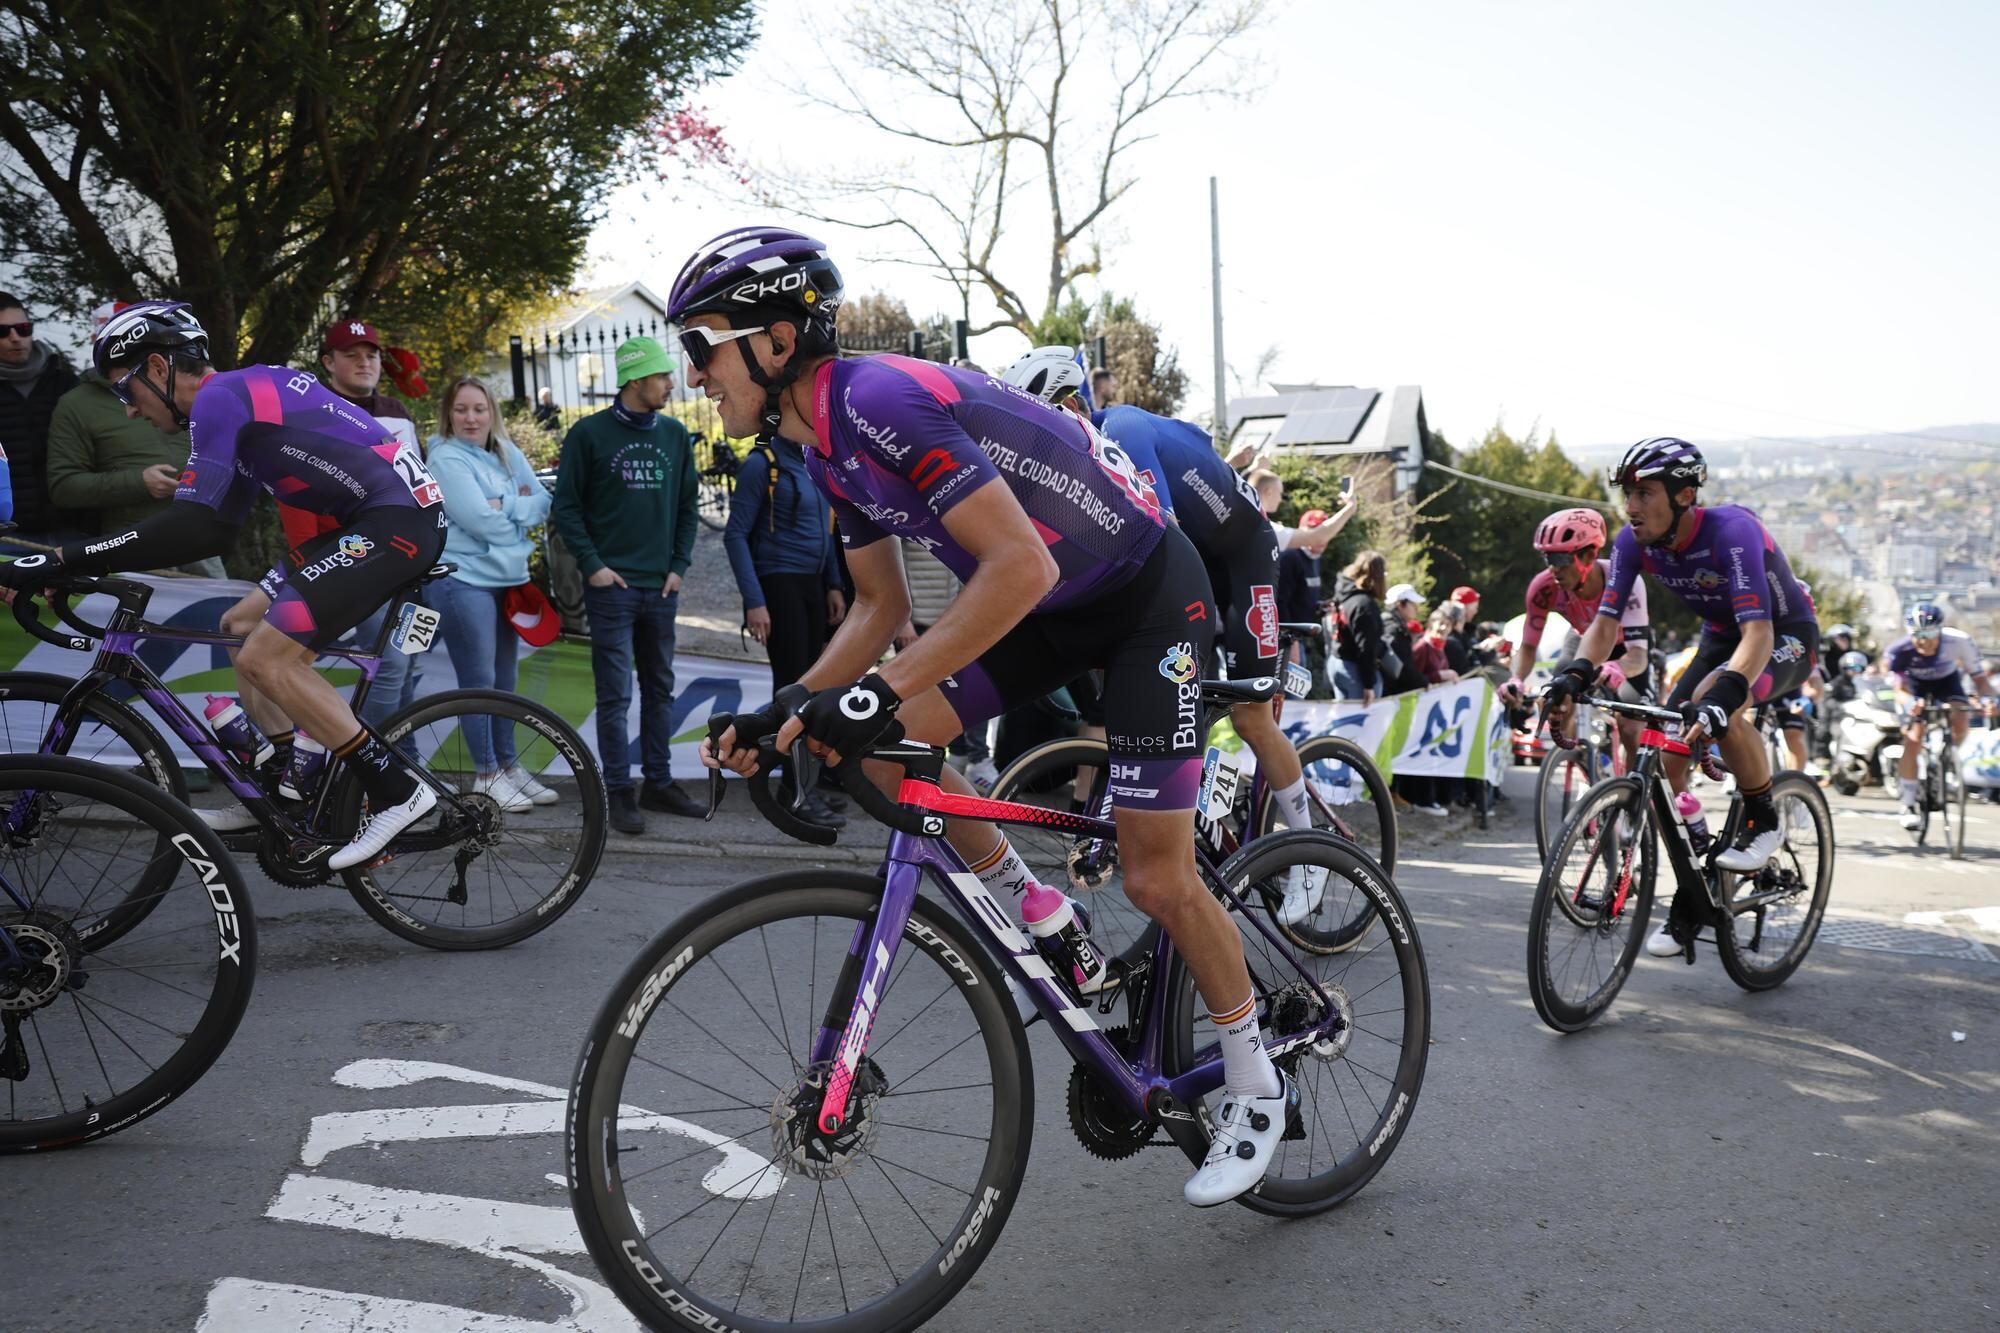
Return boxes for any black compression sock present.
[333,728,416,807]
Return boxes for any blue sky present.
[596,0,1999,448]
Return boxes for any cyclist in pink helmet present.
[1501,507,1652,764]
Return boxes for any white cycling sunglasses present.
[677,324,768,371]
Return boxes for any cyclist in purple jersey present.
[0,302,446,868]
[999,348,1333,927]
[680,227,1298,1208]
[1542,438,1819,956]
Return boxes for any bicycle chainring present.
[773,1058,887,1182]
[1066,1027,1156,1160]
[256,827,335,888]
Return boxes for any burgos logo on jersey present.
[1159,641,1202,750]
[1692,568,1725,591]
[300,534,375,582]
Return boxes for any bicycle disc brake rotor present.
[0,910,81,1014]
[772,1058,886,1181]
[1066,836,1119,894]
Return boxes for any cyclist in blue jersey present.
[1884,602,1996,830]
[0,302,447,868]
[1000,345,1339,925]
[1540,437,1819,957]
[683,227,1294,1207]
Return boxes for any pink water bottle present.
[204,695,274,767]
[1020,882,1109,996]
[1673,790,1712,854]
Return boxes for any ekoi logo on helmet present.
[1157,643,1198,686]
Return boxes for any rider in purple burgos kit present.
[1541,436,1819,958]
[684,226,1296,1208]
[0,301,447,871]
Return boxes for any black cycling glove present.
[1539,659,1599,707]
[797,672,901,761]
[0,551,56,591]
[1682,668,1750,739]
[716,682,810,759]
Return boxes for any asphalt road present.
[8,770,1997,1331]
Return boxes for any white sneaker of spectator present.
[330,784,439,870]
[1414,802,1449,817]
[504,765,559,806]
[198,805,261,832]
[471,770,533,813]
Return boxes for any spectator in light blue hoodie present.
[428,375,556,812]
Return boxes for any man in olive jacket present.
[551,335,702,832]
[45,366,225,577]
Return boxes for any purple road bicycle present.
[567,710,1429,1331]
[1,572,604,950]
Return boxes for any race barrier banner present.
[0,577,775,779]
[1961,727,2000,789]
[1232,677,1509,802]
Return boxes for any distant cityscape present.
[1571,426,2000,657]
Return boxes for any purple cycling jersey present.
[804,356,1166,611]
[1885,628,1983,689]
[1601,504,1812,633]
[178,366,442,525]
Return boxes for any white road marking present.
[1905,905,2000,932]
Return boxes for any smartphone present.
[1339,475,1354,498]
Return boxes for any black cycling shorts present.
[1066,669,1106,727]
[1666,620,1819,713]
[1200,505,1283,677]
[258,506,446,651]
[939,525,1216,811]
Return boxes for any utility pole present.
[1210,176,1228,441]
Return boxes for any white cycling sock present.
[1210,994,1282,1099]
[1899,778,1920,807]
[1272,777,1313,831]
[970,836,1035,906]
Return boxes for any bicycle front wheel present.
[1165,829,1429,1217]
[568,871,1032,1333]
[1255,732,1398,874]
[1945,744,1969,860]
[1527,776,1655,1033]
[0,755,255,1152]
[335,689,606,949]
[1715,772,1833,991]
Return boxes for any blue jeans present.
[429,576,520,772]
[1330,656,1371,701]
[585,584,679,792]
[348,602,423,732]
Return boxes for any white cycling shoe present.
[1278,863,1326,926]
[197,805,261,833]
[1898,804,1923,832]
[1644,924,1684,957]
[1713,825,1781,873]
[1184,1073,1297,1208]
[330,784,438,870]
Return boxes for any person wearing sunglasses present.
[0,291,83,555]
[1500,506,1652,767]
[687,226,1303,1208]
[1885,601,1996,830]
[0,300,448,871]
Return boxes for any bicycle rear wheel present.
[1254,732,1398,875]
[1527,776,1655,1033]
[0,755,255,1152]
[1715,773,1832,991]
[1165,829,1429,1217]
[1944,743,1969,860]
[1534,743,1604,861]
[987,736,1154,962]
[0,673,188,947]
[567,871,1031,1333]
[335,689,606,949]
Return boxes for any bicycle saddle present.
[1199,676,1284,707]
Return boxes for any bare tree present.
[756,0,1266,338]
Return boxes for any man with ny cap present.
[552,334,703,833]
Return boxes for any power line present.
[1421,458,1608,508]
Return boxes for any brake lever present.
[788,736,817,815]
[702,713,735,822]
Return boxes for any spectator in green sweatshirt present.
[551,335,702,834]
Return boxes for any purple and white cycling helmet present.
[667,227,843,437]
[667,227,842,342]
[1611,436,1706,492]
